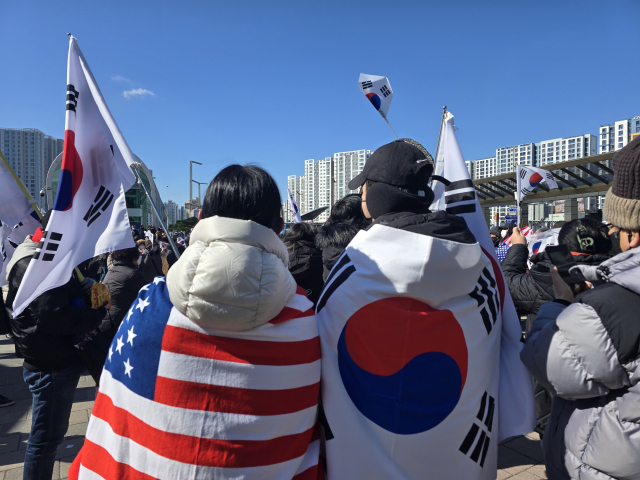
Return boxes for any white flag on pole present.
[12,35,137,316]
[432,111,536,442]
[0,155,39,227]
[358,73,393,119]
[516,164,558,202]
[0,211,42,287]
[287,188,302,223]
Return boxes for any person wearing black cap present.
[348,140,473,241]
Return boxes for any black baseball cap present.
[348,140,433,191]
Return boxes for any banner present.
[516,165,558,202]
[12,36,137,316]
[431,111,535,443]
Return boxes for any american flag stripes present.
[70,279,322,480]
[504,226,532,247]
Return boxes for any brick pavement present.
[0,336,547,479]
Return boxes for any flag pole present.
[0,151,42,219]
[382,115,400,140]
[131,163,181,260]
[434,106,448,163]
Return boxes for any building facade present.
[538,134,596,166]
[165,200,180,226]
[494,143,535,175]
[598,116,640,154]
[0,128,64,208]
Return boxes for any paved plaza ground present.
[0,336,547,479]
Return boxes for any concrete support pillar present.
[482,206,491,228]
[563,198,579,222]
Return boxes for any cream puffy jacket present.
[167,216,297,331]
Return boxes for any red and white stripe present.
[71,287,322,480]
[504,226,532,246]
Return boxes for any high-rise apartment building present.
[494,143,535,174]
[472,157,497,179]
[285,150,372,224]
[598,116,640,154]
[538,134,596,166]
[165,200,180,226]
[0,128,64,204]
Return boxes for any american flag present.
[504,226,532,247]
[70,278,322,480]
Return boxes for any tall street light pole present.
[189,161,202,217]
[192,180,207,213]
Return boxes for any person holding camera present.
[520,136,640,480]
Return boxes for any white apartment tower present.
[538,134,596,166]
[599,116,640,154]
[165,200,180,226]
[0,128,64,204]
[333,150,372,199]
[471,157,497,180]
[494,143,535,175]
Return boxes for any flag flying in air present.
[12,35,137,316]
[431,111,536,444]
[69,280,321,480]
[0,153,40,227]
[358,73,393,119]
[516,165,558,202]
[0,211,42,287]
[287,188,302,223]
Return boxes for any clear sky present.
[1,0,639,207]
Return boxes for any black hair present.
[201,164,282,231]
[111,247,141,263]
[558,218,612,254]
[282,223,318,245]
[325,194,367,225]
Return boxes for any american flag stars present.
[126,326,137,346]
[135,296,150,312]
[123,358,134,378]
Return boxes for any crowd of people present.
[1,136,639,479]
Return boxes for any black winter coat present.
[6,253,106,372]
[140,251,164,284]
[101,260,148,341]
[287,240,324,307]
[315,222,369,281]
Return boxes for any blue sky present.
[1,0,639,207]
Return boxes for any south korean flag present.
[516,165,558,202]
[12,35,137,316]
[358,73,393,119]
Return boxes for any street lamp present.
[189,161,202,217]
[192,180,207,213]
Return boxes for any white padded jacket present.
[167,216,296,331]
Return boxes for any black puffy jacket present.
[101,260,148,341]
[6,239,107,372]
[140,250,164,284]
[286,240,324,307]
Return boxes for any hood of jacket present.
[6,236,37,281]
[572,247,640,294]
[167,216,296,331]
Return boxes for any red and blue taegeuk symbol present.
[366,92,381,111]
[532,241,543,254]
[53,130,83,211]
[338,297,468,434]
[528,172,543,189]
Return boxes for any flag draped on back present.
[12,36,137,316]
[431,111,536,442]
[516,164,558,202]
[70,281,322,480]
[288,188,302,223]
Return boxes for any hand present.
[510,227,527,246]
[550,266,575,303]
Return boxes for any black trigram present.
[380,85,391,97]
[459,391,494,467]
[84,186,114,227]
[316,254,356,314]
[469,267,500,334]
[519,168,527,179]
[33,231,63,262]
[361,80,373,89]
[520,187,531,196]
[66,84,79,112]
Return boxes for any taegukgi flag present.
[12,35,137,316]
[287,188,302,223]
[516,164,558,202]
[358,73,393,119]
[431,111,536,440]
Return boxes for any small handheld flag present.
[358,73,399,139]
[287,188,302,223]
[516,165,558,202]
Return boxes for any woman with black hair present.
[282,223,323,306]
[315,193,371,280]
